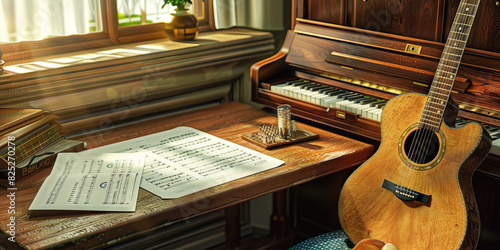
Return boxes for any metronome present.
[242,104,319,149]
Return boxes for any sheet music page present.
[29,153,145,212]
[83,126,285,199]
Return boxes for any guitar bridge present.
[382,179,431,204]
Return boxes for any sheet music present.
[29,153,145,212]
[83,126,285,199]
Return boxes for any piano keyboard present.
[270,79,500,156]
[271,79,387,122]
[457,119,500,156]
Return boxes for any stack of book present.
[0,109,86,184]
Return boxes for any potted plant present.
[162,0,198,41]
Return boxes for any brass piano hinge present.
[405,44,422,54]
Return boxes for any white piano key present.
[282,85,299,96]
[288,86,303,98]
[323,96,345,107]
[362,107,379,118]
[271,83,289,94]
[312,93,330,104]
[355,104,374,115]
[335,100,352,109]
[341,101,356,111]
[368,109,383,120]
[294,89,309,100]
[372,110,383,121]
[320,96,342,107]
[345,103,364,113]
[301,90,317,102]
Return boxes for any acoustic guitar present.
[338,0,492,249]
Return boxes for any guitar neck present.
[419,0,481,131]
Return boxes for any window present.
[0,0,210,62]
[0,0,102,43]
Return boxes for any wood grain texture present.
[338,93,491,250]
[444,0,500,52]
[308,0,347,25]
[352,0,443,41]
[0,102,374,249]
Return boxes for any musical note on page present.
[29,153,145,212]
[83,126,285,199]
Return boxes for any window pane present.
[117,0,201,26]
[0,0,102,43]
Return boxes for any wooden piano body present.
[251,0,500,248]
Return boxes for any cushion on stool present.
[289,230,352,250]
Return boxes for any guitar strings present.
[397,0,478,196]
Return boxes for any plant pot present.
[164,9,198,41]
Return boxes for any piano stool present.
[290,230,352,250]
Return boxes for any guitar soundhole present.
[403,128,440,165]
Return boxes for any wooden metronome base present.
[242,128,319,149]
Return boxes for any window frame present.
[0,0,214,62]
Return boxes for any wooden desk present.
[0,102,374,249]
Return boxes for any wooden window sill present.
[0,28,274,135]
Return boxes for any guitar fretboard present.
[419,0,480,131]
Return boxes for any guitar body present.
[338,93,492,250]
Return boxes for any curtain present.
[213,0,284,30]
[0,0,101,43]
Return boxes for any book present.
[0,113,59,149]
[0,120,62,163]
[0,108,44,137]
[0,113,65,176]
[0,138,86,187]
[0,110,86,184]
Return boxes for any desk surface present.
[0,102,374,249]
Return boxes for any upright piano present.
[251,0,500,248]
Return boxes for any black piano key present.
[285,79,307,85]
[369,101,385,107]
[309,86,327,91]
[334,92,354,98]
[290,80,311,86]
[353,97,370,103]
[312,86,329,92]
[359,99,378,105]
[304,84,321,90]
[321,89,343,95]
[300,83,318,89]
[486,126,499,133]
[341,93,362,100]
